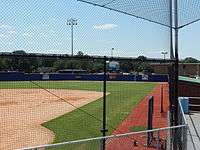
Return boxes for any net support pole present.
[174,0,179,127]
[169,0,175,126]
[101,56,108,150]
[174,0,179,149]
[168,0,174,126]
[170,0,174,59]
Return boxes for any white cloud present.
[50,29,55,33]
[0,34,7,38]
[94,24,118,30]
[8,30,17,34]
[8,42,14,45]
[0,23,12,29]
[96,39,114,44]
[57,42,62,45]
[39,32,48,37]
[27,41,34,45]
[23,32,34,37]
[0,23,17,34]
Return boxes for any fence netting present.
[78,0,200,29]
[1,0,199,149]
[18,98,188,150]
[0,0,170,58]
[21,126,187,150]
[0,54,171,149]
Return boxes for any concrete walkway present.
[186,112,200,150]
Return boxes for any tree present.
[120,61,136,73]
[76,51,84,57]
[12,50,26,55]
[181,57,200,63]
[137,55,147,61]
[0,58,8,70]
[53,59,65,70]
[92,63,104,73]
[135,62,154,73]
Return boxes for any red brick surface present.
[106,83,169,150]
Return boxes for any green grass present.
[0,81,156,149]
[129,126,146,132]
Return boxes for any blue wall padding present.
[0,72,168,82]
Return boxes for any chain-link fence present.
[0,53,173,149]
[17,92,189,150]
[20,125,187,150]
[1,0,200,149]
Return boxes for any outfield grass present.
[0,81,156,149]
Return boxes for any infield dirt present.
[0,89,103,150]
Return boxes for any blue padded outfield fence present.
[0,72,168,82]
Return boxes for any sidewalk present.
[186,112,200,150]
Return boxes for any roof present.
[151,63,200,65]
[179,76,200,84]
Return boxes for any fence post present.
[183,126,187,150]
[100,56,108,150]
[157,130,160,150]
[147,96,154,146]
[160,84,164,113]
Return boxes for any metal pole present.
[147,96,154,146]
[101,56,108,150]
[174,0,179,127]
[71,24,74,56]
[160,84,164,113]
[111,48,114,57]
[170,0,174,59]
[168,0,174,128]
[67,18,77,56]
[157,130,160,150]
[174,0,179,149]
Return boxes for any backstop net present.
[1,0,199,149]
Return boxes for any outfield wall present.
[0,72,168,82]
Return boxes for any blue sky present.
[0,0,199,59]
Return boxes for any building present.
[151,63,200,77]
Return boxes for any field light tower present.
[161,51,168,60]
[111,48,114,57]
[67,18,78,56]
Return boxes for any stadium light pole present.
[111,48,114,57]
[161,51,168,60]
[67,18,78,56]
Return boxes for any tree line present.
[0,50,199,73]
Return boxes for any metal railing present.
[20,125,187,150]
[178,99,197,150]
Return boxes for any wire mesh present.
[0,55,106,149]
[78,0,171,28]
[19,98,188,150]
[0,54,172,149]
[1,0,198,149]
[78,0,200,29]
[19,126,187,150]
[0,0,171,58]
[178,0,200,28]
